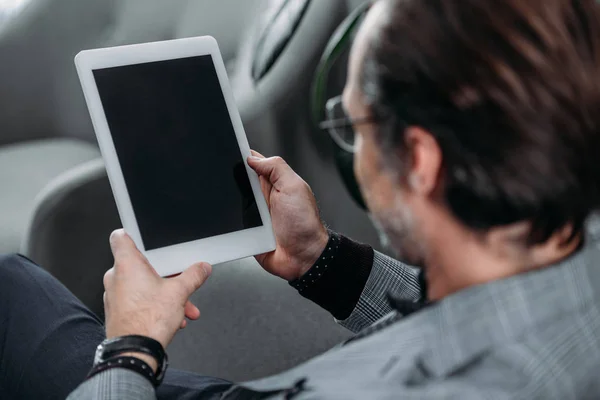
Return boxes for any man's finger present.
[109,230,159,276]
[255,175,272,208]
[250,149,266,159]
[248,153,273,201]
[247,156,296,191]
[180,320,187,329]
[109,230,140,263]
[173,262,212,299]
[103,268,114,289]
[184,300,201,320]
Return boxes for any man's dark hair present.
[362,0,600,245]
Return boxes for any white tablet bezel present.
[75,36,276,277]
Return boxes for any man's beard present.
[368,200,426,268]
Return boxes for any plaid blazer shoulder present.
[338,251,422,332]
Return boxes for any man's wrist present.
[94,334,167,382]
[294,227,330,280]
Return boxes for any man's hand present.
[103,230,212,352]
[248,152,329,281]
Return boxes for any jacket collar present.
[418,215,600,377]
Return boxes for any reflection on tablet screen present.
[92,55,262,250]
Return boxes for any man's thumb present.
[175,262,212,297]
[247,156,271,176]
[109,229,138,261]
[247,156,291,189]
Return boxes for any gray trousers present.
[0,254,233,400]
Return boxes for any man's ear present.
[403,126,442,195]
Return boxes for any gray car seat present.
[0,0,263,254]
[22,0,366,381]
[0,139,100,253]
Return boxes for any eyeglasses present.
[319,95,378,153]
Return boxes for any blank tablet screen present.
[93,55,262,251]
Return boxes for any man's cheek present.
[354,148,372,190]
[353,154,363,186]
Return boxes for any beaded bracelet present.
[87,355,158,387]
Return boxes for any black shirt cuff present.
[289,231,374,320]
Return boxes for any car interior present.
[0,0,390,382]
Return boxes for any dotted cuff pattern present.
[290,231,341,292]
[289,231,375,321]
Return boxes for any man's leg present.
[0,254,105,399]
[0,254,232,400]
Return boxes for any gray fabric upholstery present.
[0,139,99,253]
[22,162,350,380]
[21,158,118,316]
[169,258,350,381]
[0,0,112,145]
[0,0,264,146]
[175,0,264,63]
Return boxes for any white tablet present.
[75,36,275,277]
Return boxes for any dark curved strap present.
[309,2,371,210]
[310,1,370,125]
[251,0,312,81]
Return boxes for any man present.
[2,0,600,398]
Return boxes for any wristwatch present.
[93,335,169,386]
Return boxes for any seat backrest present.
[21,158,119,316]
[0,0,263,146]
[0,0,112,145]
[21,160,350,381]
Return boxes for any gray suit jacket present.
[69,217,600,399]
